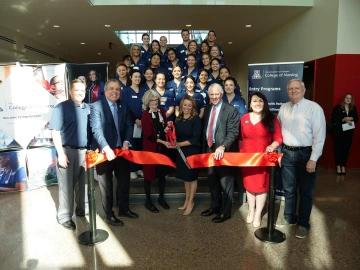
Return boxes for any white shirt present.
[278,98,326,162]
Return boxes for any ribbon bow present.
[166,121,176,147]
[267,152,281,164]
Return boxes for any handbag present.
[327,116,336,132]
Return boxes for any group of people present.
[47,30,356,240]
[109,30,247,181]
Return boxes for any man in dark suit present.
[201,83,239,223]
[90,79,138,226]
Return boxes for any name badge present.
[195,89,200,92]
[132,95,137,98]
[133,67,139,70]
[181,50,184,53]
[160,97,167,106]
[169,88,174,91]
[168,68,172,70]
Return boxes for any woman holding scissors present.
[175,96,202,216]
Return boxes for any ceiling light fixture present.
[80,42,85,45]
[246,25,252,28]
[97,53,102,55]
[228,42,232,45]
[53,25,60,28]
[105,25,110,27]
[186,24,192,27]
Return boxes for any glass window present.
[115,30,209,48]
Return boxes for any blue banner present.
[248,62,304,114]
[248,62,304,198]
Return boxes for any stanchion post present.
[88,166,97,240]
[254,166,286,243]
[78,156,109,246]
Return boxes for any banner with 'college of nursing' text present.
[248,62,304,198]
[248,62,304,114]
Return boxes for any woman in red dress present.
[240,92,282,228]
[141,90,173,213]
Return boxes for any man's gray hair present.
[208,83,224,95]
[287,79,305,89]
[104,79,120,90]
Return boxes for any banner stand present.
[78,164,108,246]
[254,166,285,243]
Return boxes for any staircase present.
[129,169,246,204]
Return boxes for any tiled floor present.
[0,168,359,269]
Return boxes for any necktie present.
[112,103,121,146]
[207,106,216,148]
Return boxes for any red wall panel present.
[333,54,360,168]
[314,54,360,169]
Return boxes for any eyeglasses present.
[150,99,159,102]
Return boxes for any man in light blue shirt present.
[277,79,326,239]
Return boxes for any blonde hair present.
[176,95,197,122]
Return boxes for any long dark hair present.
[86,69,101,88]
[0,152,20,170]
[249,92,275,133]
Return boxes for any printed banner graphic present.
[0,63,67,150]
[248,62,304,113]
[0,150,28,192]
[26,147,57,190]
[66,63,108,104]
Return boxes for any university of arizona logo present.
[252,70,262,79]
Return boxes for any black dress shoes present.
[104,216,124,226]
[61,220,76,230]
[118,210,139,219]
[212,214,231,223]
[158,199,170,210]
[201,208,220,217]
[145,202,159,213]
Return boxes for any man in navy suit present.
[90,79,139,226]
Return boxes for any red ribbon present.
[186,152,282,168]
[166,121,176,146]
[86,149,176,169]
[86,150,282,169]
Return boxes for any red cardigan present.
[141,108,168,181]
